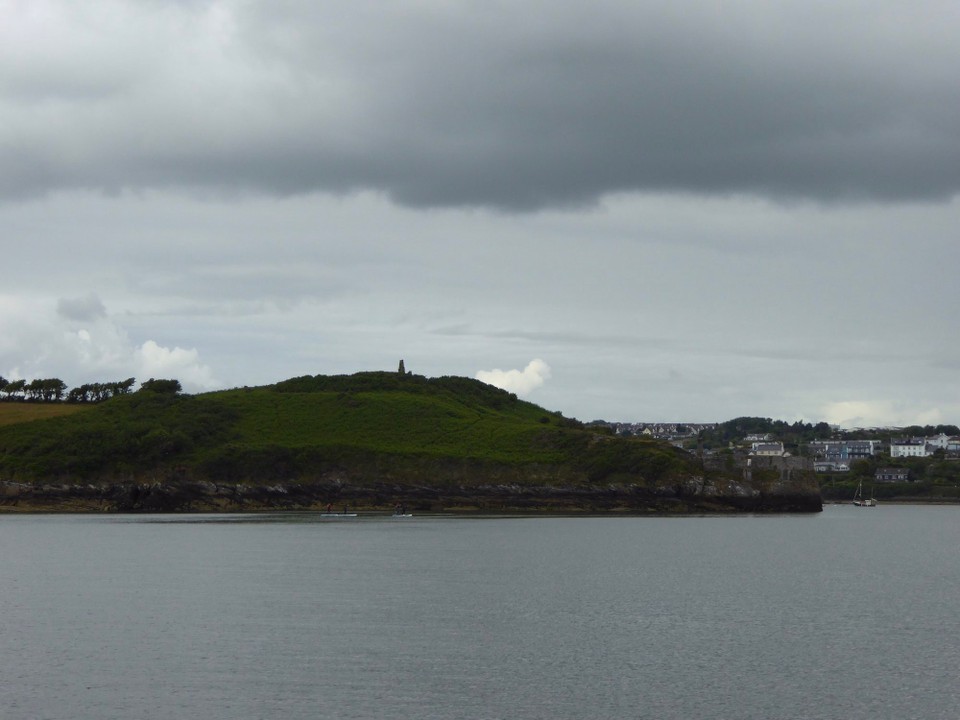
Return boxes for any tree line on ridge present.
[0,376,181,403]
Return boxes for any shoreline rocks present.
[0,478,822,514]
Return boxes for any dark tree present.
[139,378,182,395]
[5,379,25,400]
[47,378,67,401]
[115,378,136,395]
[23,378,67,401]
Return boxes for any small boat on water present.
[319,513,358,518]
[852,479,877,507]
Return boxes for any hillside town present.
[592,420,960,487]
[598,422,718,440]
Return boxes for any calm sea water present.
[1,505,958,720]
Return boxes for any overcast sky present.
[2,1,958,428]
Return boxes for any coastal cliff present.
[0,453,821,514]
[0,475,821,513]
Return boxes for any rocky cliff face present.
[0,459,821,514]
[0,444,821,513]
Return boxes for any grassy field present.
[216,387,563,461]
[0,403,91,427]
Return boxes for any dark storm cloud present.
[2,1,959,209]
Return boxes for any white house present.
[889,438,930,458]
[751,441,785,457]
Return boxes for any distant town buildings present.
[814,460,850,473]
[890,438,933,458]
[808,440,882,461]
[751,441,785,457]
[890,433,960,457]
[875,467,910,483]
[599,422,717,440]
[592,420,960,478]
[883,433,960,458]
[804,432,960,473]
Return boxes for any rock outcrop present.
[0,469,821,514]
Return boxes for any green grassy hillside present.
[0,372,690,486]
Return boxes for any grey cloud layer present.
[3,1,959,208]
[57,293,107,322]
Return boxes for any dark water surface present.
[2,505,959,719]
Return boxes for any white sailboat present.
[852,479,877,507]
